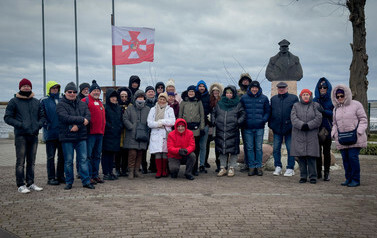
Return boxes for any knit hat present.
[249,81,260,88]
[158,92,168,101]
[79,82,90,92]
[299,89,312,97]
[19,78,32,89]
[167,92,175,97]
[336,89,344,95]
[166,79,175,88]
[134,90,146,100]
[187,85,196,92]
[64,82,77,93]
[145,86,155,93]
[89,80,101,93]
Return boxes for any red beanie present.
[19,78,32,89]
[300,89,312,97]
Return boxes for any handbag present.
[318,127,329,143]
[334,109,359,145]
[135,122,149,142]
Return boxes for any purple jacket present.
[331,84,367,150]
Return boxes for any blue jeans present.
[244,128,264,168]
[15,135,38,187]
[199,125,209,166]
[62,140,90,185]
[340,147,361,183]
[87,134,103,179]
[273,133,295,169]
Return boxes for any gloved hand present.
[200,130,205,137]
[179,148,188,156]
[301,124,309,131]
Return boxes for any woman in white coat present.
[147,92,176,178]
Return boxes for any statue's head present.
[278,39,290,54]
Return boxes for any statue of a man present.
[265,39,303,82]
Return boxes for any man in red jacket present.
[82,80,106,184]
[167,118,196,180]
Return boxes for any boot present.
[128,170,134,180]
[155,158,162,178]
[162,159,168,177]
[324,172,330,181]
[134,170,143,178]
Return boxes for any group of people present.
[4,74,367,193]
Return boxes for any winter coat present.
[196,80,211,120]
[123,102,150,150]
[117,87,132,147]
[290,97,322,157]
[147,104,176,154]
[167,119,196,159]
[331,84,367,150]
[56,96,91,142]
[237,73,252,97]
[40,81,61,141]
[179,91,205,136]
[212,85,245,155]
[82,94,106,135]
[4,92,44,136]
[102,89,123,152]
[240,86,270,129]
[313,77,334,137]
[268,92,298,135]
[168,100,180,118]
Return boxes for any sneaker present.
[284,169,295,177]
[47,179,60,185]
[227,168,235,177]
[217,168,227,177]
[299,178,307,183]
[28,184,43,191]
[64,184,72,190]
[103,174,114,181]
[273,166,282,176]
[18,185,31,194]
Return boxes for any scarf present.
[135,100,145,110]
[19,91,32,97]
[217,95,240,111]
[155,103,167,121]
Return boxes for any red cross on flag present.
[112,26,155,65]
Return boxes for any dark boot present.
[324,172,330,181]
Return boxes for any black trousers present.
[318,136,332,175]
[46,139,65,181]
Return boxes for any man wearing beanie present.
[56,82,94,190]
[78,82,90,100]
[145,86,156,108]
[82,80,106,184]
[240,80,270,176]
[41,81,65,185]
[4,78,45,193]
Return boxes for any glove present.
[200,130,205,137]
[301,124,309,131]
[179,148,188,156]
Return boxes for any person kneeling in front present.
[167,119,196,180]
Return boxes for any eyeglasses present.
[66,91,77,94]
[120,95,128,98]
[319,86,328,89]
[157,86,164,89]
[336,95,344,99]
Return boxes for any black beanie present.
[249,81,260,88]
[145,86,155,93]
[64,82,77,92]
[89,80,101,93]
[187,85,196,92]
[79,82,90,92]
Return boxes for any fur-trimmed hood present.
[209,82,224,96]
[331,84,352,107]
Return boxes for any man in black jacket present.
[4,78,45,193]
[268,82,298,177]
[56,82,94,190]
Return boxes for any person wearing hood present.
[78,82,90,100]
[128,75,141,101]
[331,85,367,187]
[102,88,123,180]
[313,77,334,181]
[115,87,132,177]
[212,85,245,177]
[123,90,151,179]
[4,78,45,193]
[155,82,165,98]
[196,80,211,173]
[56,82,93,190]
[165,78,182,103]
[40,81,65,185]
[179,85,205,176]
[82,80,106,185]
[167,119,196,180]
[147,92,176,178]
[291,89,322,184]
[240,80,270,176]
[268,82,299,177]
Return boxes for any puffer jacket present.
[40,81,61,141]
[102,89,123,152]
[331,84,367,150]
[56,96,91,142]
[82,94,106,135]
[179,90,205,136]
[240,85,270,129]
[313,77,334,137]
[4,92,44,136]
[167,119,195,159]
[268,92,298,135]
[212,85,245,155]
[196,80,211,119]
[290,96,322,157]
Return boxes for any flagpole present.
[42,0,46,96]
[112,0,116,87]
[74,0,79,87]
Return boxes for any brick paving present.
[0,138,377,237]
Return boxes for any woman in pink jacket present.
[331,85,367,187]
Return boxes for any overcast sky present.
[0,0,376,101]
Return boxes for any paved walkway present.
[0,138,376,238]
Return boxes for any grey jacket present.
[123,103,150,150]
[290,98,322,158]
[179,91,205,137]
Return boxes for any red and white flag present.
[112,26,155,65]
